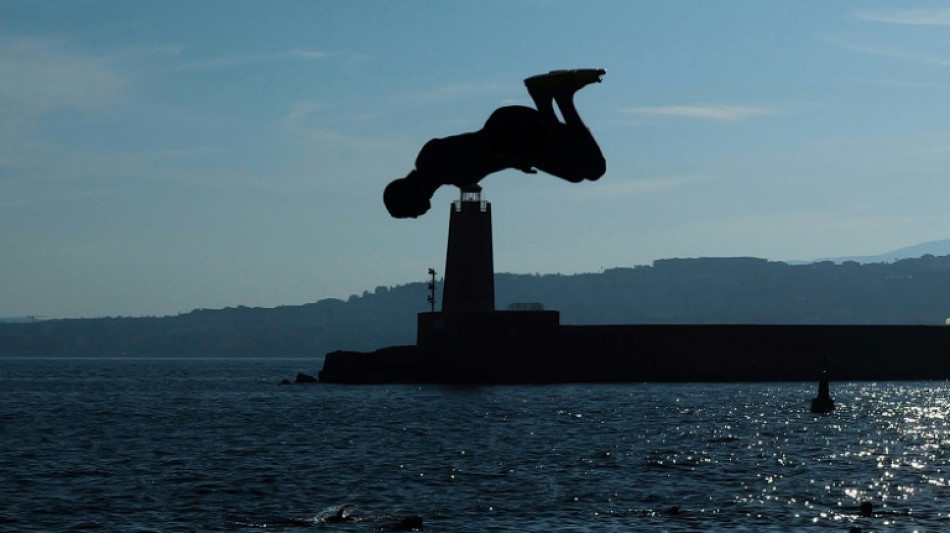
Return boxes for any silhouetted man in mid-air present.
[384,69,607,218]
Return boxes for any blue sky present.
[4,1,950,318]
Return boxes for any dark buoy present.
[810,369,835,413]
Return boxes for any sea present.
[2,357,949,533]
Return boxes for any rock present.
[294,373,318,384]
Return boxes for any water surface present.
[2,357,948,532]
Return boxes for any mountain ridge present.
[5,247,950,357]
[802,238,950,265]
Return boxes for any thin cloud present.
[855,8,950,26]
[280,100,400,153]
[281,100,322,129]
[574,175,707,200]
[0,35,125,116]
[833,40,950,68]
[169,48,335,72]
[620,105,776,122]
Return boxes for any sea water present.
[2,357,949,532]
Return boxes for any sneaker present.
[524,68,606,93]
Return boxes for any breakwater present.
[320,312,950,383]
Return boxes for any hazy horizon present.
[6,239,949,322]
[5,1,950,318]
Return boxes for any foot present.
[524,68,605,96]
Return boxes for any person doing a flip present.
[384,68,607,218]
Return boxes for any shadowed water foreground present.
[3,357,950,532]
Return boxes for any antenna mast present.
[427,268,437,312]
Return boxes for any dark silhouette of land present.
[4,253,950,358]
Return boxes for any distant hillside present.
[4,253,950,357]
[0,317,40,324]
[809,238,950,264]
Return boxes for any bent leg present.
[524,69,606,182]
[524,69,605,124]
[533,122,606,182]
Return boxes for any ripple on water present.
[4,360,950,531]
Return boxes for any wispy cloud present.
[574,175,707,200]
[833,40,950,68]
[620,105,776,122]
[855,8,950,26]
[279,100,403,153]
[281,100,322,130]
[0,35,125,116]
[168,48,335,72]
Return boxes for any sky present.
[5,1,950,318]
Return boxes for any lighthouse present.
[441,185,495,315]
[413,183,559,379]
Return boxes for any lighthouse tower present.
[413,183,560,379]
[441,185,495,315]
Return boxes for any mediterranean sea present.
[2,357,948,532]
